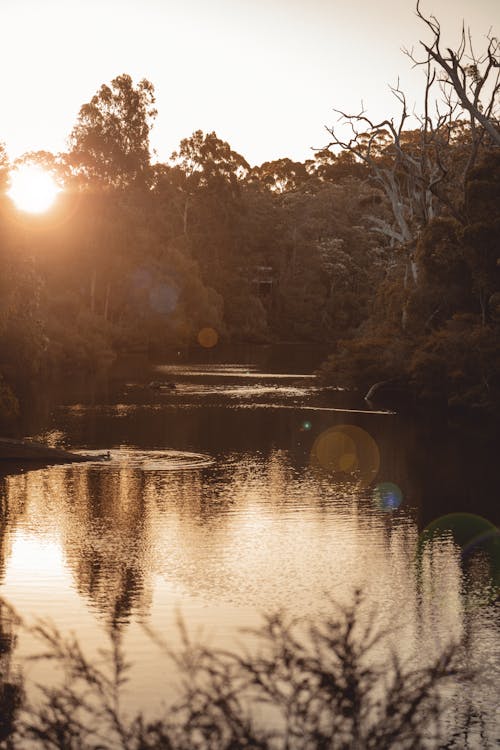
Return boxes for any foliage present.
[0,375,19,421]
[171,130,249,196]
[0,143,9,192]
[0,201,48,407]
[319,329,411,393]
[68,75,157,188]
[0,2,498,415]
[408,316,500,406]
[1,592,470,749]
[43,309,115,372]
[317,3,500,410]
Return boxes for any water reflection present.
[0,495,21,741]
[2,464,153,628]
[0,353,498,741]
[0,450,497,633]
[0,599,19,743]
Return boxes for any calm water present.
[0,345,498,740]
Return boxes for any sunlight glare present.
[8,164,60,213]
[7,532,65,577]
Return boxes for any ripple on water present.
[75,448,214,471]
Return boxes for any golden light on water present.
[6,533,66,580]
[8,164,60,213]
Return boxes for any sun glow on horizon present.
[8,164,61,213]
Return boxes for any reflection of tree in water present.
[0,472,24,584]
[0,600,21,743]
[415,515,499,747]
[0,478,10,585]
[3,464,156,630]
[61,465,154,629]
[0,478,22,741]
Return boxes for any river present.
[0,344,498,744]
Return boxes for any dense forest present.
[0,5,499,420]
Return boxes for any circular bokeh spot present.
[149,282,179,315]
[198,327,219,348]
[301,420,312,432]
[310,424,380,485]
[373,482,403,511]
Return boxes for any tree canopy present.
[68,74,157,188]
[0,2,499,420]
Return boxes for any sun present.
[8,164,60,213]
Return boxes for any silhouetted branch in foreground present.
[1,591,478,749]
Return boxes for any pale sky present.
[1,0,498,167]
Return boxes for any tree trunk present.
[183,197,189,236]
[90,268,97,314]
[103,282,111,322]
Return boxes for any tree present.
[325,4,499,289]
[68,74,157,188]
[171,130,249,194]
[319,4,500,408]
[414,0,500,148]
[325,98,452,287]
[168,130,249,236]
[0,142,9,192]
[249,157,309,193]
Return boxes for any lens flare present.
[198,327,218,348]
[149,283,178,315]
[310,424,380,485]
[373,482,403,511]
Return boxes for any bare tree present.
[324,78,450,286]
[324,2,499,293]
[414,0,500,148]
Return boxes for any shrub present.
[2,592,471,749]
[409,316,500,406]
[319,331,411,392]
[0,375,19,422]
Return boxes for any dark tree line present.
[320,3,500,409]
[0,74,380,418]
[0,5,499,418]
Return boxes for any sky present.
[1,0,498,167]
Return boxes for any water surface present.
[0,346,498,740]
